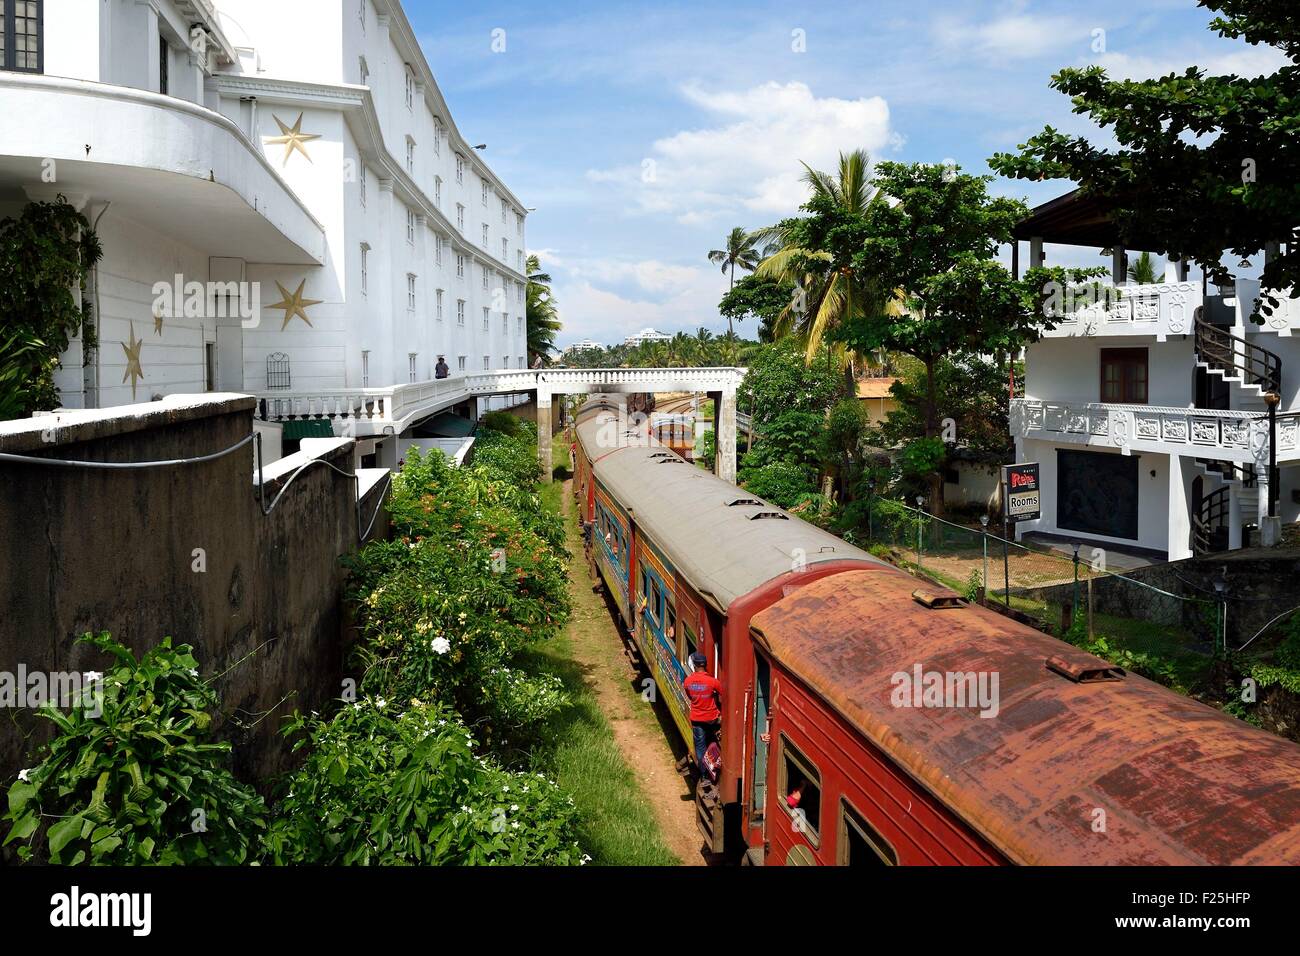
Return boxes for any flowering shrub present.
[347,438,570,747]
[3,633,266,865]
[264,699,585,865]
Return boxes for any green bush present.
[481,410,526,438]
[740,460,819,510]
[265,699,585,865]
[3,633,267,865]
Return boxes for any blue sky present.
[407,0,1287,347]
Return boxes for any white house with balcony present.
[623,328,671,348]
[0,0,531,467]
[1009,190,1300,561]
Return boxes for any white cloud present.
[586,81,899,224]
[932,12,1095,63]
[1094,44,1289,81]
[548,256,735,346]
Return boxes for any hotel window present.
[434,236,442,266]
[1100,348,1149,404]
[455,154,464,184]
[456,203,464,232]
[361,350,370,387]
[359,243,369,295]
[517,251,524,271]
[408,353,418,382]
[159,34,169,94]
[434,176,442,208]
[516,212,523,236]
[456,299,465,325]
[458,356,466,371]
[517,284,524,304]
[358,0,366,31]
[483,355,490,370]
[518,356,525,369]
[436,289,444,321]
[482,307,489,331]
[359,56,369,86]
[433,120,443,156]
[502,238,508,260]
[501,200,508,224]
[404,67,414,109]
[456,254,465,278]
[482,266,489,292]
[481,222,489,246]
[359,164,367,206]
[407,273,417,310]
[405,137,415,175]
[481,181,490,205]
[502,312,508,333]
[517,316,524,335]
[406,209,415,244]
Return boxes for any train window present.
[680,621,697,669]
[838,799,897,866]
[778,736,822,846]
[649,579,663,625]
[665,602,676,641]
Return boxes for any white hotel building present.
[1010,191,1300,561]
[0,0,530,465]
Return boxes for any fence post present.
[1087,577,1094,640]
[1002,516,1011,609]
[980,515,990,606]
[915,497,925,572]
[1071,542,1081,628]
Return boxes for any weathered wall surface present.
[0,394,385,788]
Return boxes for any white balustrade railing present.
[255,367,748,432]
[1010,398,1300,464]
[1041,281,1201,342]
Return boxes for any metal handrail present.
[1195,317,1281,395]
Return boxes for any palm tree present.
[755,149,904,375]
[708,226,763,336]
[525,254,562,367]
[1127,251,1158,285]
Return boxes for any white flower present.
[17,768,31,782]
[188,668,199,677]
[374,698,387,709]
[83,670,102,683]
[431,636,451,655]
[511,821,520,829]
[510,804,519,812]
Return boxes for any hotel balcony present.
[1039,281,1203,342]
[0,73,324,266]
[1010,398,1300,466]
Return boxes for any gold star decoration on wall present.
[265,112,320,167]
[121,323,145,399]
[153,307,164,337]
[269,279,322,330]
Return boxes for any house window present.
[457,355,466,371]
[501,200,507,225]
[516,212,523,236]
[456,203,464,232]
[405,137,415,175]
[483,355,490,370]
[517,251,524,271]
[517,284,524,304]
[456,254,465,278]
[482,266,489,291]
[518,356,524,369]
[502,238,508,259]
[406,209,415,244]
[159,34,169,94]
[481,180,489,205]
[360,243,369,295]
[361,350,370,387]
[455,154,464,184]
[434,176,442,207]
[502,312,508,333]
[404,67,414,109]
[1100,348,1148,404]
[457,299,465,325]
[433,120,443,156]
[778,736,822,845]
[838,799,897,866]
[517,316,523,335]
[408,353,418,382]
[482,307,489,331]
[436,289,444,320]
[434,236,442,266]
[481,222,489,246]
[407,273,417,310]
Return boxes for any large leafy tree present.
[0,197,102,418]
[832,161,1069,514]
[718,273,797,342]
[989,0,1300,316]
[525,254,561,367]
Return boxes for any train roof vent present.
[749,511,789,521]
[1045,655,1126,683]
[911,587,966,609]
[648,452,674,459]
[727,498,764,507]
[657,457,689,464]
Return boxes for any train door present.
[751,653,771,825]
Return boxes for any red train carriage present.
[571,395,1300,864]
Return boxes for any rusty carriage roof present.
[750,571,1300,865]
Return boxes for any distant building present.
[566,339,603,353]
[856,376,900,426]
[624,328,671,348]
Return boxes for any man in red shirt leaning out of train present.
[684,652,722,779]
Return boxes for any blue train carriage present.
[593,484,633,625]
[634,533,693,745]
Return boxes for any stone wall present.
[0,394,388,788]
